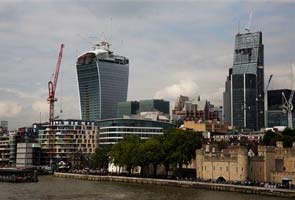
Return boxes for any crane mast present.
[282,63,295,129]
[47,44,64,165]
[48,44,64,125]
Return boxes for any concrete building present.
[0,121,8,134]
[183,120,229,134]
[0,134,10,167]
[16,143,41,168]
[225,31,264,131]
[76,41,129,120]
[96,118,175,146]
[37,120,99,165]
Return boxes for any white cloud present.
[154,79,199,100]
[32,101,49,114]
[0,101,22,117]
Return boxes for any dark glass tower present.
[231,31,264,130]
[76,41,129,120]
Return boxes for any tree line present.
[91,129,203,177]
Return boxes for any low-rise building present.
[196,141,295,185]
[184,120,229,133]
[196,144,249,182]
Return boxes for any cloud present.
[154,79,199,100]
[0,101,22,117]
[32,100,49,114]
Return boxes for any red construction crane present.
[47,44,64,166]
[48,44,64,126]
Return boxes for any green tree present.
[109,135,142,173]
[161,129,203,176]
[139,136,164,177]
[91,146,111,169]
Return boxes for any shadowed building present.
[76,41,129,120]
[226,31,264,130]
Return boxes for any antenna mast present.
[245,12,253,32]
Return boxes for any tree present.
[109,135,142,174]
[91,146,111,169]
[139,136,164,177]
[161,129,203,176]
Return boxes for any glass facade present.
[231,32,264,130]
[96,118,175,146]
[76,44,129,120]
[139,99,170,115]
[117,101,139,118]
[267,89,295,127]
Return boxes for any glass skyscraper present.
[76,41,129,120]
[226,31,264,130]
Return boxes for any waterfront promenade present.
[55,172,295,198]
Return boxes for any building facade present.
[117,101,139,118]
[173,95,222,126]
[37,120,99,165]
[76,41,129,120]
[96,118,175,146]
[267,89,295,127]
[196,142,295,184]
[139,99,170,115]
[227,31,264,131]
[196,144,249,182]
[223,68,232,125]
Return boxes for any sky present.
[0,0,295,129]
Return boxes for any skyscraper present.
[76,41,129,120]
[225,31,264,130]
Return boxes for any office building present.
[97,118,175,146]
[267,89,295,127]
[117,101,139,118]
[223,68,232,125]
[76,41,129,120]
[0,121,8,135]
[139,99,169,115]
[228,31,264,130]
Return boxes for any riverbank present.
[54,172,295,198]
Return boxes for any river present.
[0,176,287,200]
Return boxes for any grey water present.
[0,176,286,200]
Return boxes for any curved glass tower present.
[76,41,129,120]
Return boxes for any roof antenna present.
[238,20,240,34]
[245,11,253,33]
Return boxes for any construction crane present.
[47,44,64,165]
[282,63,295,129]
[48,44,64,126]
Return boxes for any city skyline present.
[0,1,295,129]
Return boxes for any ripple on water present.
[0,176,287,200]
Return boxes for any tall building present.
[226,31,264,130]
[223,68,232,125]
[76,41,129,120]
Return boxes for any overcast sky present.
[0,0,294,129]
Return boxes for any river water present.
[0,176,286,200]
